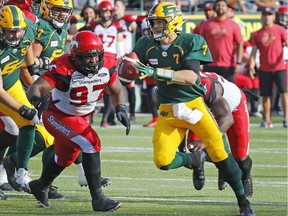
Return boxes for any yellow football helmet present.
[0,5,27,48]
[147,2,183,41]
[40,0,73,29]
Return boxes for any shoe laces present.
[15,168,32,184]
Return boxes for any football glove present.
[38,56,51,70]
[135,62,175,81]
[18,105,41,124]
[31,94,60,119]
[115,104,131,135]
[27,63,40,76]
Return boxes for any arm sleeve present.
[182,59,200,72]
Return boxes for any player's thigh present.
[186,97,230,162]
[0,81,34,128]
[35,124,54,148]
[227,93,250,159]
[0,114,19,135]
[153,112,186,167]
[43,109,101,153]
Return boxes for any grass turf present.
[0,114,287,216]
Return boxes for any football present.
[117,52,140,86]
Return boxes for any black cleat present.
[26,180,50,208]
[239,202,255,216]
[101,177,111,187]
[48,185,65,199]
[0,183,14,191]
[191,151,206,190]
[92,197,122,212]
[0,189,9,200]
[243,176,253,198]
[3,155,22,191]
[218,170,228,190]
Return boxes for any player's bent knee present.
[57,160,73,167]
[207,148,229,163]
[154,152,172,169]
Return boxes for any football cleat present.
[0,163,13,191]
[101,177,112,187]
[0,189,9,200]
[48,185,65,199]
[15,168,32,191]
[191,151,206,190]
[26,180,51,208]
[243,176,253,198]
[3,155,22,191]
[92,196,122,212]
[218,170,228,190]
[239,202,255,216]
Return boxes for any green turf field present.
[0,114,287,216]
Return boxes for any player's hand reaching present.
[115,104,131,135]
[135,63,156,78]
[31,94,60,118]
[18,105,41,124]
[38,56,51,70]
[135,61,175,81]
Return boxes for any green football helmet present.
[40,0,73,29]
[0,5,27,48]
[147,2,183,41]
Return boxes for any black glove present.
[115,104,130,135]
[18,105,37,120]
[38,56,51,70]
[27,63,40,76]
[31,94,60,118]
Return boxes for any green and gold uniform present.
[35,17,68,74]
[133,33,231,166]
[0,24,36,169]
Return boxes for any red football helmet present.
[97,0,114,22]
[4,0,33,12]
[70,31,104,76]
[276,6,288,29]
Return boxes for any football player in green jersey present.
[0,5,41,192]
[133,2,255,216]
[31,0,73,75]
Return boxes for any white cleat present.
[15,168,32,191]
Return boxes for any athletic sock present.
[17,125,35,169]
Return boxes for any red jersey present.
[200,72,241,111]
[42,52,118,116]
[251,24,287,72]
[201,17,243,67]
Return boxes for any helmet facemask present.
[43,2,73,29]
[0,27,26,48]
[99,9,112,22]
[148,18,172,41]
[74,50,104,77]
[0,5,27,48]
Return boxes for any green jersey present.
[133,33,212,104]
[36,17,68,74]
[1,25,35,90]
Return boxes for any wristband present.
[156,68,175,81]
[27,63,40,76]
[236,61,241,65]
